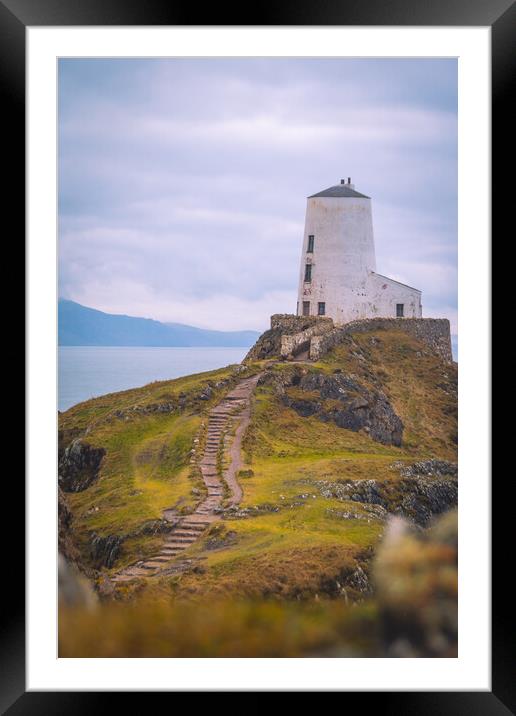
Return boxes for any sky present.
[58,58,457,333]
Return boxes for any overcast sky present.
[58,58,457,333]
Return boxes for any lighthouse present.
[296,179,422,324]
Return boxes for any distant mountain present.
[58,299,261,347]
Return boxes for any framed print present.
[4,0,509,708]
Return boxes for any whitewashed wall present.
[366,272,422,319]
[296,191,422,324]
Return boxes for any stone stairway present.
[112,373,261,582]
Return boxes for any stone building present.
[296,179,422,324]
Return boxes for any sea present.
[58,346,250,412]
[59,337,458,413]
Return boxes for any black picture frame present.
[5,0,506,710]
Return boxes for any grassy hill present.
[58,322,457,656]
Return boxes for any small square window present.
[318,302,326,316]
[396,303,404,317]
[304,264,312,282]
[302,301,310,316]
[307,235,314,253]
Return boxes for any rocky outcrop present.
[318,561,373,602]
[90,534,123,568]
[392,460,458,526]
[132,519,176,536]
[204,524,238,551]
[394,459,457,478]
[396,479,457,527]
[319,479,387,506]
[58,427,84,461]
[59,439,106,492]
[316,460,457,526]
[282,370,403,446]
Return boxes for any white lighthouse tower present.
[296,179,422,324]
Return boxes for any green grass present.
[130,493,383,601]
[317,329,457,458]
[67,413,200,534]
[59,327,458,657]
[154,327,456,601]
[59,363,244,436]
[60,364,252,568]
[60,327,456,597]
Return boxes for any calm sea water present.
[58,346,249,412]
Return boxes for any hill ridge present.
[58,298,261,347]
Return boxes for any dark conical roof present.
[308,184,370,199]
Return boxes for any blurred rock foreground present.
[374,510,458,657]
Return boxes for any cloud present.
[65,275,294,332]
[58,58,457,331]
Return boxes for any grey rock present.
[316,465,457,527]
[395,459,457,479]
[281,371,403,446]
[199,386,213,400]
[58,439,106,492]
[90,534,123,568]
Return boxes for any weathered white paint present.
[296,181,422,324]
[366,272,422,319]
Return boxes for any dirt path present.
[113,373,260,582]
[220,375,260,504]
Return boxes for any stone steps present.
[164,536,197,544]
[139,561,167,570]
[163,544,192,552]
[111,372,261,581]
[180,522,211,530]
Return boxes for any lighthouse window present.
[307,235,314,253]
[304,264,312,282]
[302,301,310,316]
[396,303,404,317]
[318,302,326,316]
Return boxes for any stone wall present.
[310,318,453,363]
[280,319,335,358]
[244,315,333,362]
[270,314,332,332]
[245,315,452,365]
